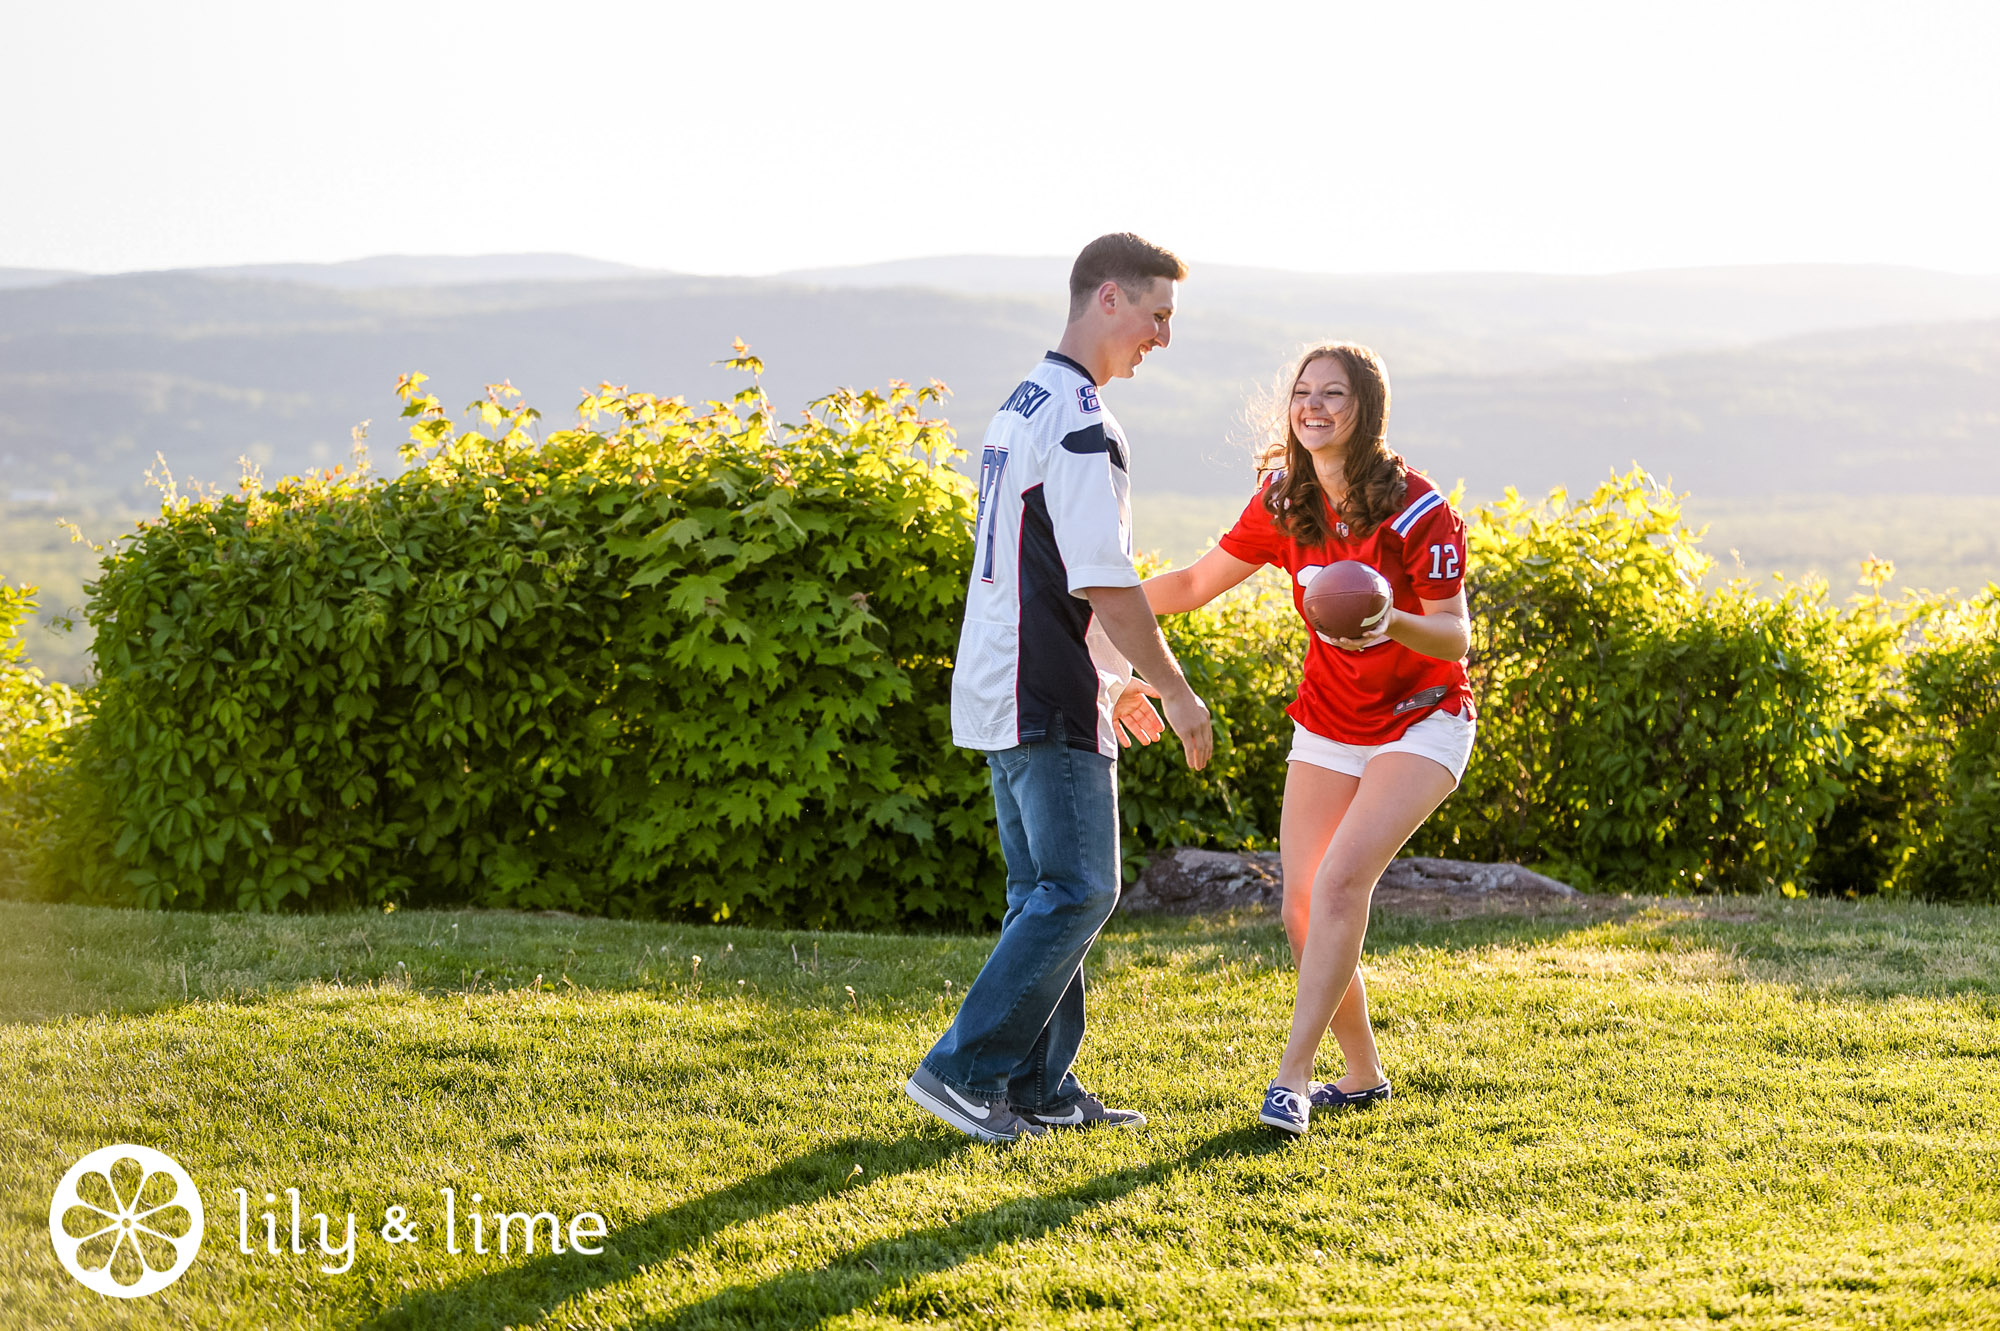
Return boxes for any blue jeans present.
[920,732,1121,1113]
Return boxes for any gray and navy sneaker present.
[1308,1079,1393,1111]
[1259,1082,1310,1136]
[1023,1092,1146,1130]
[904,1066,1048,1143]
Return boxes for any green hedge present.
[52,365,1002,926]
[1406,474,1879,893]
[8,363,1995,915]
[0,585,80,892]
[1122,469,1996,903]
[1121,571,1304,869]
[1893,591,2000,900]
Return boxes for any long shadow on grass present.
[362,1133,968,1330]
[649,1126,1277,1330]
[364,1126,1279,1330]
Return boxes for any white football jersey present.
[950,351,1138,758]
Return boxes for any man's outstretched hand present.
[1084,583,1214,771]
[1112,676,1211,768]
[1112,679,1166,748]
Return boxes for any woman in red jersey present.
[1141,342,1474,1136]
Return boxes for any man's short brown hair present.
[1068,233,1187,318]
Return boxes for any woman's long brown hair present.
[1255,343,1405,545]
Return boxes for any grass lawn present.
[3,893,1998,1329]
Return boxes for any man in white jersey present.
[905,234,1214,1142]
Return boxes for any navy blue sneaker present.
[1259,1082,1310,1136]
[1308,1079,1392,1110]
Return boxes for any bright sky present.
[5,0,1997,276]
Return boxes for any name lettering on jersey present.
[976,446,1011,583]
[1076,384,1101,414]
[999,380,1052,420]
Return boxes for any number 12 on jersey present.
[1428,543,1460,580]
[976,446,1010,583]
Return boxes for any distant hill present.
[782,256,1066,297]
[191,253,658,289]
[0,268,83,291]
[1393,318,2000,499]
[787,257,2000,369]
[6,254,1999,684]
[0,254,655,293]
[0,257,1996,506]
[0,272,1052,498]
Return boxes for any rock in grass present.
[1122,849,1284,914]
[1377,857,1578,898]
[1122,850,1576,914]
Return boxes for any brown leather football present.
[1301,561,1393,640]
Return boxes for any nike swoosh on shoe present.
[904,1071,1046,1142]
[1024,1095,1146,1129]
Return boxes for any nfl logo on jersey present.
[1076,384,1101,414]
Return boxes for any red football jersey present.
[1217,468,1472,745]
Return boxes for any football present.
[1301,561,1393,640]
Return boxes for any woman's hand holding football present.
[1326,606,1398,652]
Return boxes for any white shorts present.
[1287,708,1477,786]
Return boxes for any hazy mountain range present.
[3,252,1996,682]
[3,253,1998,507]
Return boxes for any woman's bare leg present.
[1278,762,1382,1088]
[1278,761,1356,959]
[1273,752,1457,1094]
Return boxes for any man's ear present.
[1094,280,1122,315]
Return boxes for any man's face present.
[1103,277,1176,379]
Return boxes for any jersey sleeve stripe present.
[1389,489,1445,537]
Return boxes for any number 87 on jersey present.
[976,446,1010,584]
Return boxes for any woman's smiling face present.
[1290,355,1357,457]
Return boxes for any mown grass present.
[3,894,1998,1329]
